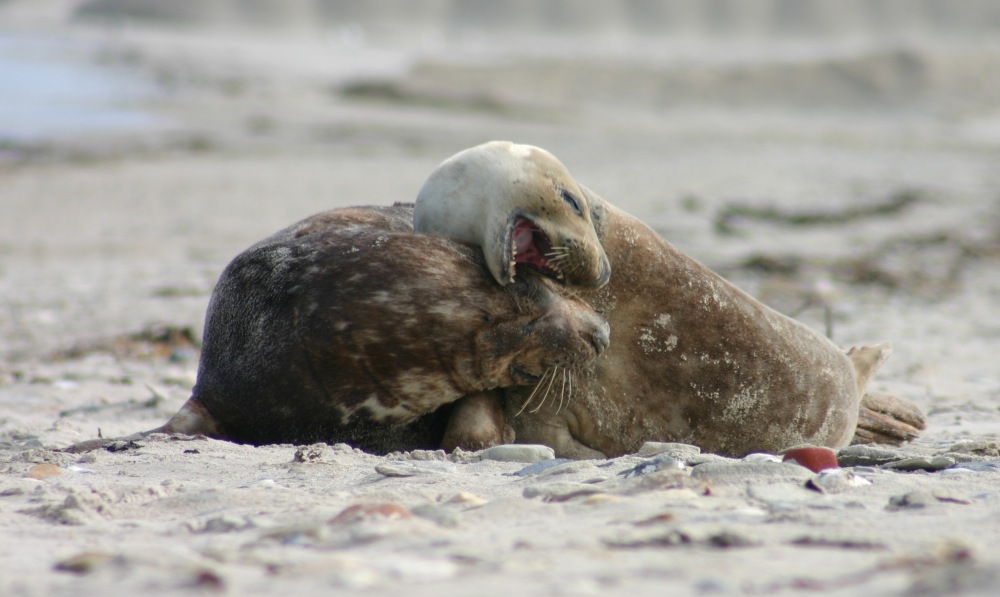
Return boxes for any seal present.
[64,204,610,454]
[404,142,923,457]
[413,141,611,289]
[504,186,922,458]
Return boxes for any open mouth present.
[509,217,564,282]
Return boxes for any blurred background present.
[1,1,999,422]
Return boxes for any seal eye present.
[561,190,583,216]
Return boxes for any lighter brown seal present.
[414,141,610,289]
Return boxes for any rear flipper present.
[61,397,224,454]
[852,391,927,445]
[845,342,893,397]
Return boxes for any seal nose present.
[589,321,611,356]
[596,257,611,288]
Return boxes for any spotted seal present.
[505,186,922,458]
[413,141,611,289]
[64,205,610,454]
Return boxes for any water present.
[0,32,160,141]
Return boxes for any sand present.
[2,2,1000,595]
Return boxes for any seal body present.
[414,141,611,289]
[508,192,881,458]
[174,205,609,454]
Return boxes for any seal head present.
[414,141,611,289]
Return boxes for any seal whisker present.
[530,367,560,414]
[515,368,552,417]
[556,367,568,413]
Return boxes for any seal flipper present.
[845,342,893,397]
[852,391,927,445]
[61,397,225,454]
[440,391,514,452]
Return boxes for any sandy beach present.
[2,2,1000,595]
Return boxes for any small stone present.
[806,469,871,494]
[404,450,449,461]
[105,440,142,453]
[743,453,782,463]
[292,444,327,463]
[480,444,554,463]
[330,503,412,524]
[887,490,936,510]
[523,482,607,502]
[54,551,121,574]
[621,470,702,495]
[375,460,456,477]
[504,459,574,476]
[885,456,956,472]
[618,456,684,478]
[26,464,63,480]
[198,514,255,533]
[691,461,814,485]
[790,535,887,550]
[444,492,487,507]
[932,489,973,505]
[942,441,1000,458]
[783,446,839,473]
[635,442,701,461]
[836,445,906,467]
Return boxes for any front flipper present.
[440,391,513,452]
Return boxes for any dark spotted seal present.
[65,205,609,454]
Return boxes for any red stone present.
[330,502,412,524]
[783,447,839,473]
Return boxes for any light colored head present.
[413,141,611,288]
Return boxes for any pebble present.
[690,461,814,485]
[743,453,782,463]
[887,491,936,510]
[26,463,63,480]
[805,469,871,494]
[782,446,839,473]
[504,458,574,476]
[618,456,684,478]
[523,482,608,502]
[836,445,907,467]
[54,551,121,574]
[374,460,457,477]
[480,444,554,463]
[931,489,973,505]
[330,503,413,524]
[443,492,488,507]
[605,526,758,549]
[943,440,1000,458]
[621,470,701,495]
[635,442,701,461]
[885,456,956,472]
[292,444,328,463]
[195,514,255,533]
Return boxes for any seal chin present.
[506,216,565,283]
